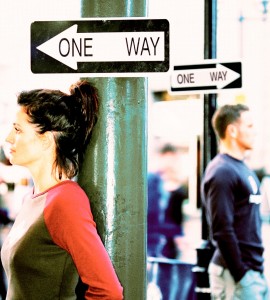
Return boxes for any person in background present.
[1,80,123,299]
[0,146,15,300]
[158,144,188,259]
[147,144,191,300]
[201,104,268,299]
[0,207,13,300]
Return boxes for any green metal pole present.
[194,1,218,299]
[78,2,148,300]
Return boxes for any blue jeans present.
[208,263,269,300]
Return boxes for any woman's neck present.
[33,177,68,195]
[30,164,69,195]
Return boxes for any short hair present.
[160,144,178,154]
[211,104,249,139]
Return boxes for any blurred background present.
[1,0,270,299]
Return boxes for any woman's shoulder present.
[46,180,90,209]
[51,180,85,194]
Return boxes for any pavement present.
[179,212,270,296]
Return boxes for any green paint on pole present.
[78,2,148,299]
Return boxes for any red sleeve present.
[44,182,123,299]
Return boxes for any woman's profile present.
[1,80,123,299]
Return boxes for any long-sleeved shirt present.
[201,153,264,282]
[1,180,123,299]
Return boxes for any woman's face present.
[5,106,45,168]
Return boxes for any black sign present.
[31,19,169,74]
[171,62,242,92]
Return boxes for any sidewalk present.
[147,211,270,300]
[262,221,270,287]
[181,213,270,294]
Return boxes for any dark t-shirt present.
[201,154,264,282]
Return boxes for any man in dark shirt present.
[201,104,268,299]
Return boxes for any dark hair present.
[160,144,178,154]
[17,80,99,179]
[211,104,249,139]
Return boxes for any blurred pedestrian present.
[201,104,268,299]
[158,144,189,259]
[0,207,13,300]
[147,172,169,258]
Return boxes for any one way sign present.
[170,62,242,93]
[31,19,169,74]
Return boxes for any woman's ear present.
[41,131,55,150]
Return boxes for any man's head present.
[212,104,256,152]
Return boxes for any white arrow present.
[36,24,165,70]
[171,64,240,90]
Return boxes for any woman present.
[1,80,123,299]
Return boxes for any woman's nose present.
[5,130,14,144]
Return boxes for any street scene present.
[1,0,270,299]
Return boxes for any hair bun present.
[69,80,99,146]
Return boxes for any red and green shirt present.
[1,180,123,299]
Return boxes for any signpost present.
[31,19,169,74]
[170,62,242,93]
